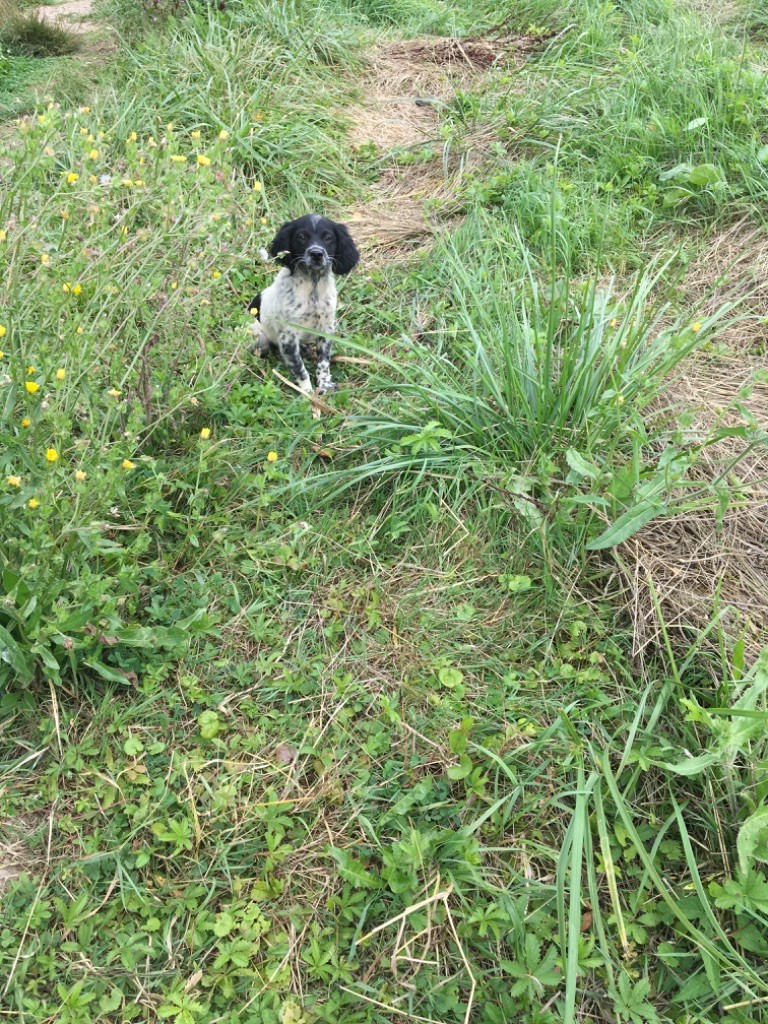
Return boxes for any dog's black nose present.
[307,246,325,262]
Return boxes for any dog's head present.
[268,214,359,276]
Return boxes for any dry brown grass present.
[619,222,768,661]
[345,34,542,263]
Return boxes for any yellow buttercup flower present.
[66,172,79,184]
[79,106,90,114]
[56,368,66,381]
[171,281,178,290]
[89,148,99,160]
[45,448,59,463]
[171,155,187,163]
[200,427,211,439]
[61,210,70,220]
[121,459,135,470]
[75,470,87,482]
[63,283,71,293]
[267,451,278,463]
[212,270,221,279]
[191,130,201,139]
[692,322,702,333]
[252,181,262,192]
[21,418,30,427]
[27,498,40,509]
[260,217,268,225]
[0,230,6,242]
[0,325,6,338]
[25,381,39,394]
[218,129,229,141]
[7,475,21,487]
[76,326,84,335]
[40,253,51,265]
[0,351,3,358]
[108,388,122,397]
[27,366,35,375]
[72,284,82,296]
[196,154,211,167]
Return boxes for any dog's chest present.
[275,270,336,332]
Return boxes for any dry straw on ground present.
[618,222,768,661]
[345,35,543,263]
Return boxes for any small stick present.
[271,368,334,418]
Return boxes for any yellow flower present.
[196,154,211,167]
[79,106,91,114]
[121,179,133,187]
[166,122,174,133]
[212,270,221,279]
[45,448,59,462]
[21,418,30,427]
[61,210,70,220]
[0,351,3,358]
[191,130,201,139]
[218,129,229,141]
[89,148,99,160]
[609,318,618,328]
[72,284,82,296]
[25,381,39,394]
[267,451,278,463]
[66,172,79,184]
[0,230,6,242]
[75,470,87,482]
[87,134,95,143]
[171,281,178,290]
[108,388,122,397]
[7,476,21,487]
[63,283,71,293]
[200,427,211,439]
[40,253,51,265]
[692,322,702,333]
[260,217,268,225]
[56,368,66,381]
[121,459,135,470]
[170,155,187,163]
[133,179,145,187]
[76,326,83,335]
[148,137,157,148]
[27,366,35,375]
[252,181,262,192]
[128,131,138,142]
[79,127,88,136]
[27,498,40,509]
[0,324,6,338]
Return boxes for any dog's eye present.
[322,232,333,244]
[296,232,308,244]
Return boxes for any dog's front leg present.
[316,336,334,395]
[278,330,313,393]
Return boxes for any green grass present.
[2,0,768,1023]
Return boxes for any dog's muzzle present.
[304,245,330,270]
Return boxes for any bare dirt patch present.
[0,814,45,895]
[36,0,98,34]
[619,222,768,660]
[346,34,543,263]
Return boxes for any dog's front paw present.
[317,381,336,396]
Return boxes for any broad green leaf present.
[586,500,666,550]
[566,448,600,480]
[737,806,768,874]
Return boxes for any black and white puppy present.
[249,214,359,396]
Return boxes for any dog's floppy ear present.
[269,222,293,267]
[333,222,360,275]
